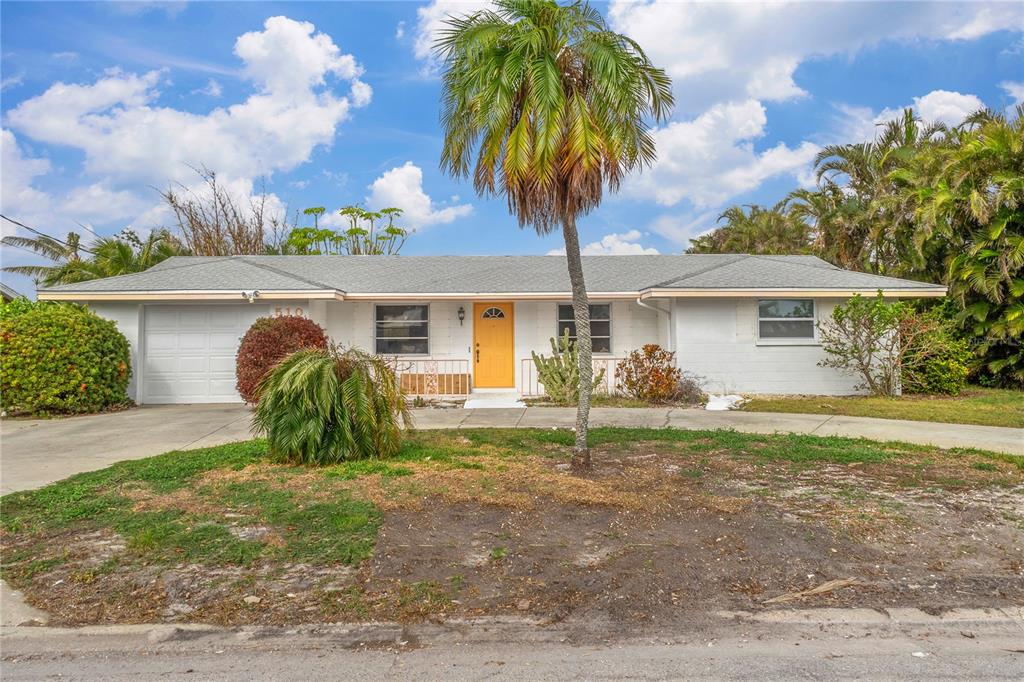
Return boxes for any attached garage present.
[141,304,270,404]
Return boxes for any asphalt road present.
[3,620,1023,681]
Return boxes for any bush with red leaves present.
[615,344,682,403]
[235,316,329,403]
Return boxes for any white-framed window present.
[757,299,816,341]
[557,303,611,354]
[375,304,429,355]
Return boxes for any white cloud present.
[1001,81,1024,106]
[1,74,24,92]
[608,0,1022,111]
[648,211,719,248]
[192,78,223,98]
[0,130,52,237]
[6,15,368,220]
[836,89,987,142]
[549,229,660,256]
[623,100,819,208]
[366,161,473,229]
[52,51,79,61]
[412,1,493,71]
[61,183,151,223]
[395,21,406,40]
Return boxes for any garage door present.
[142,304,270,404]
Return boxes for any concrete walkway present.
[411,407,1024,456]
[2,405,1020,497]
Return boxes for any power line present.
[0,214,96,255]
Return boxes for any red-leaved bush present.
[235,316,329,403]
[615,344,682,403]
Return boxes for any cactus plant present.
[531,329,605,404]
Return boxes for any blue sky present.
[2,1,1022,295]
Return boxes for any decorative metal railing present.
[519,357,625,398]
[385,357,471,397]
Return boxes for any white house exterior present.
[37,254,946,403]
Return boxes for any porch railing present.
[520,357,625,398]
[385,358,471,397]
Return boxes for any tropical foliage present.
[286,206,410,255]
[689,201,813,255]
[531,330,606,404]
[235,315,330,403]
[252,347,412,465]
[0,300,132,415]
[1,229,187,287]
[692,106,1024,387]
[818,294,971,397]
[436,0,673,469]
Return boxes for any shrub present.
[0,300,131,415]
[819,293,972,397]
[672,373,707,405]
[901,311,972,395]
[252,346,411,465]
[235,315,328,403]
[530,329,605,404]
[616,344,682,403]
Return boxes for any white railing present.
[520,357,626,398]
[385,357,471,397]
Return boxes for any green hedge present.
[1,301,132,415]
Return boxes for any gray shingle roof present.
[39,254,944,296]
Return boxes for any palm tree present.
[688,201,812,255]
[810,108,947,274]
[435,0,673,471]
[2,229,187,287]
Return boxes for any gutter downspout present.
[635,297,673,354]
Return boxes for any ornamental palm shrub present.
[252,347,411,465]
[235,315,329,403]
[0,300,131,415]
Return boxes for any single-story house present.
[37,254,945,404]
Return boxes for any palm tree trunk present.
[561,215,593,472]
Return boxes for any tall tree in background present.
[286,206,410,255]
[688,201,812,255]
[895,107,1024,384]
[160,166,288,256]
[1,229,187,287]
[436,0,673,470]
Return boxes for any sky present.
[1,0,1022,296]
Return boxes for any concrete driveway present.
[1,405,253,494]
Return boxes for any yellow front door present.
[473,302,515,388]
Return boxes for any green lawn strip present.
[1,428,1017,590]
[743,387,1024,428]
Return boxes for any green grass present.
[743,387,1024,428]
[2,427,1017,590]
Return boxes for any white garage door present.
[142,304,270,404]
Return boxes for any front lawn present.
[744,387,1024,428]
[2,429,1021,630]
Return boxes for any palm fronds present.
[252,347,412,465]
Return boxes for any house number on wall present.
[274,306,305,318]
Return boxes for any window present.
[557,303,611,353]
[375,304,429,354]
[758,299,815,340]
[481,307,505,319]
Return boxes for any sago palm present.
[435,0,673,470]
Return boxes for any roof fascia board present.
[38,290,341,302]
[641,287,947,298]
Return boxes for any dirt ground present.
[4,440,1022,633]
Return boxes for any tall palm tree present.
[2,229,186,287]
[435,0,673,470]
[688,201,812,255]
